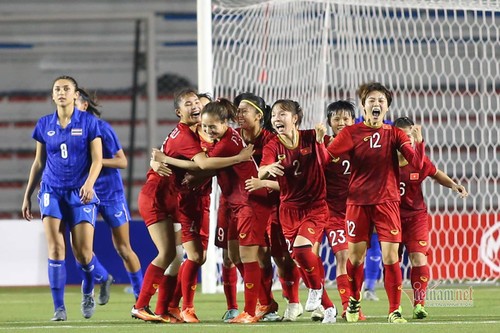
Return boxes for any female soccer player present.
[240,93,302,322]
[153,98,272,323]
[327,82,425,323]
[22,76,102,321]
[394,116,468,320]
[258,99,337,324]
[317,100,369,320]
[75,89,143,304]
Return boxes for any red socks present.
[222,265,238,310]
[180,260,201,309]
[384,262,403,313]
[242,261,261,316]
[411,265,429,306]
[135,263,164,309]
[346,259,364,300]
[336,273,351,311]
[293,246,322,289]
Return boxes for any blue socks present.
[92,255,109,283]
[127,269,144,299]
[76,256,96,295]
[48,259,66,310]
[364,233,382,291]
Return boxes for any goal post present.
[200,0,500,292]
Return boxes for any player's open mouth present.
[274,124,284,131]
[372,108,381,117]
[192,112,200,117]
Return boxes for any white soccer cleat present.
[321,306,337,324]
[310,305,325,321]
[305,285,323,312]
[282,302,303,322]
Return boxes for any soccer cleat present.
[228,311,259,324]
[157,314,171,323]
[168,307,184,323]
[305,285,323,312]
[282,302,303,322]
[363,289,380,301]
[131,305,163,322]
[345,296,361,322]
[181,307,200,323]
[255,299,279,319]
[310,305,324,321]
[388,306,407,323]
[342,308,367,321]
[261,311,282,322]
[321,306,337,324]
[222,309,240,322]
[81,292,96,319]
[51,306,67,321]
[412,304,428,319]
[98,274,114,305]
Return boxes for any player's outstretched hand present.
[453,184,469,198]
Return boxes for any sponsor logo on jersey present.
[47,131,56,136]
[245,283,254,289]
[49,263,61,267]
[410,173,420,180]
[390,229,399,235]
[420,276,428,282]
[363,136,371,142]
[114,211,123,218]
[331,156,340,163]
[398,285,403,290]
[83,208,92,213]
[339,288,346,294]
[71,128,83,136]
[300,147,312,155]
[307,227,315,234]
[191,285,197,291]
[304,267,315,273]
[419,241,427,246]
[347,276,353,282]
[153,283,159,289]
[239,233,247,239]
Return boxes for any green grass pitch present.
[1,284,499,332]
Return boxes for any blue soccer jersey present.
[32,109,101,189]
[94,119,126,205]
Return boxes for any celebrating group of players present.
[22,77,467,323]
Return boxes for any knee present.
[222,256,234,268]
[47,242,66,260]
[115,244,133,262]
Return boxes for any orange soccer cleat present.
[181,307,200,323]
[229,311,259,324]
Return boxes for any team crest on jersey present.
[47,131,56,136]
[363,136,371,142]
[410,173,420,180]
[71,128,83,136]
[331,156,340,163]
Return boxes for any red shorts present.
[345,201,401,243]
[324,212,348,253]
[401,212,430,255]
[279,201,328,247]
[230,201,269,247]
[215,195,231,249]
[138,179,177,227]
[177,191,209,249]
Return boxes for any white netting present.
[204,0,500,291]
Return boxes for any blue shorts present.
[98,200,130,228]
[38,182,98,229]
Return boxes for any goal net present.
[202,0,500,292]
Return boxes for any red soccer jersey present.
[327,122,425,205]
[324,135,350,215]
[163,122,203,193]
[236,128,275,166]
[209,127,267,205]
[261,129,327,209]
[399,156,437,218]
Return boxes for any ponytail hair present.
[234,92,273,131]
[77,88,102,117]
[202,98,237,122]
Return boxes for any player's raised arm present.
[432,170,469,198]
